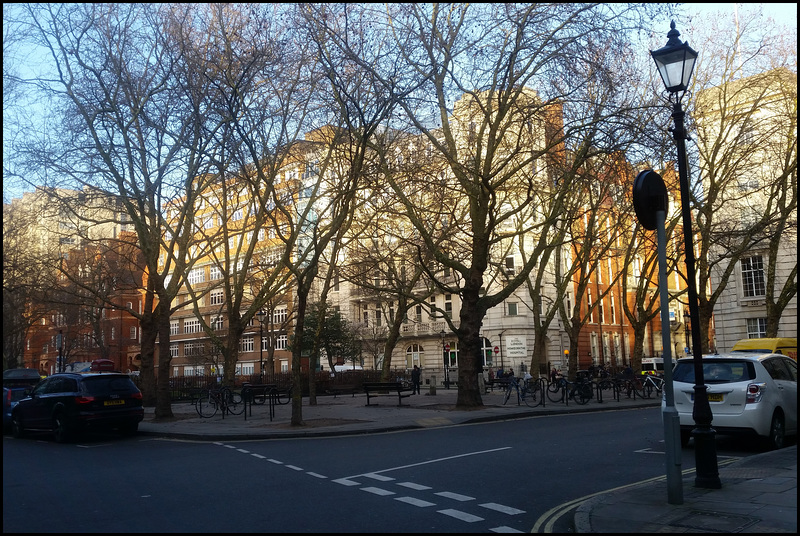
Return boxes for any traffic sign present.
[494,346,499,354]
[445,343,450,352]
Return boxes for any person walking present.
[411,365,422,395]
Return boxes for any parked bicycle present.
[195,386,244,418]
[547,376,592,405]
[638,374,664,399]
[503,376,543,407]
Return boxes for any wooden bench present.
[487,378,510,392]
[325,384,360,398]
[362,382,414,406]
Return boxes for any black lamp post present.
[651,21,720,489]
[256,310,267,383]
[683,310,691,353]
[440,329,449,389]
[57,330,64,373]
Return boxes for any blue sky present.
[681,3,797,30]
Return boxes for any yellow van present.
[731,337,797,360]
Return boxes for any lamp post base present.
[692,426,721,489]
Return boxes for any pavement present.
[139,385,797,533]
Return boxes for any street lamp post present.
[651,21,720,489]
[256,310,267,383]
[683,310,691,353]
[57,330,63,373]
[440,330,450,389]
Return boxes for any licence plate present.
[104,399,125,406]
[691,393,724,402]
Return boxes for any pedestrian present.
[488,367,495,382]
[411,365,421,395]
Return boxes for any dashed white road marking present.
[362,486,396,496]
[214,441,527,530]
[397,482,431,490]
[395,496,436,507]
[364,473,395,481]
[489,526,525,533]
[437,509,483,522]
[332,478,360,486]
[435,491,474,501]
[480,503,525,515]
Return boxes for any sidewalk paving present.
[138,386,797,533]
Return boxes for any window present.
[610,295,616,324]
[184,342,203,356]
[741,255,766,298]
[406,344,422,369]
[184,319,201,334]
[587,290,593,323]
[212,316,224,330]
[170,320,179,336]
[445,295,453,318]
[507,302,518,316]
[210,289,224,306]
[170,344,179,358]
[275,334,287,350]
[130,326,137,339]
[505,256,515,274]
[273,307,288,325]
[239,336,254,353]
[209,266,222,280]
[188,267,205,285]
[746,318,767,339]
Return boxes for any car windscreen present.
[672,360,756,384]
[81,376,138,396]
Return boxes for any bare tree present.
[686,8,797,349]
[341,4,668,407]
[18,4,230,417]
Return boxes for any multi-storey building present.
[151,89,688,382]
[695,68,797,350]
[6,187,143,374]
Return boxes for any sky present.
[677,3,797,30]
[4,3,797,203]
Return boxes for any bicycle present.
[503,377,543,407]
[547,376,592,405]
[638,374,664,399]
[196,386,244,418]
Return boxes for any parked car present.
[731,337,797,360]
[665,353,797,450]
[10,372,144,443]
[3,368,43,433]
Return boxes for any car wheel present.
[680,429,691,447]
[53,413,73,443]
[11,413,25,439]
[766,412,785,450]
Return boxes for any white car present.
[665,353,797,450]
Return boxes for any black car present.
[11,372,144,442]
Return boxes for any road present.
[3,406,762,533]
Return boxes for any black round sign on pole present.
[633,170,668,230]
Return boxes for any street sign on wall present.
[506,336,527,359]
